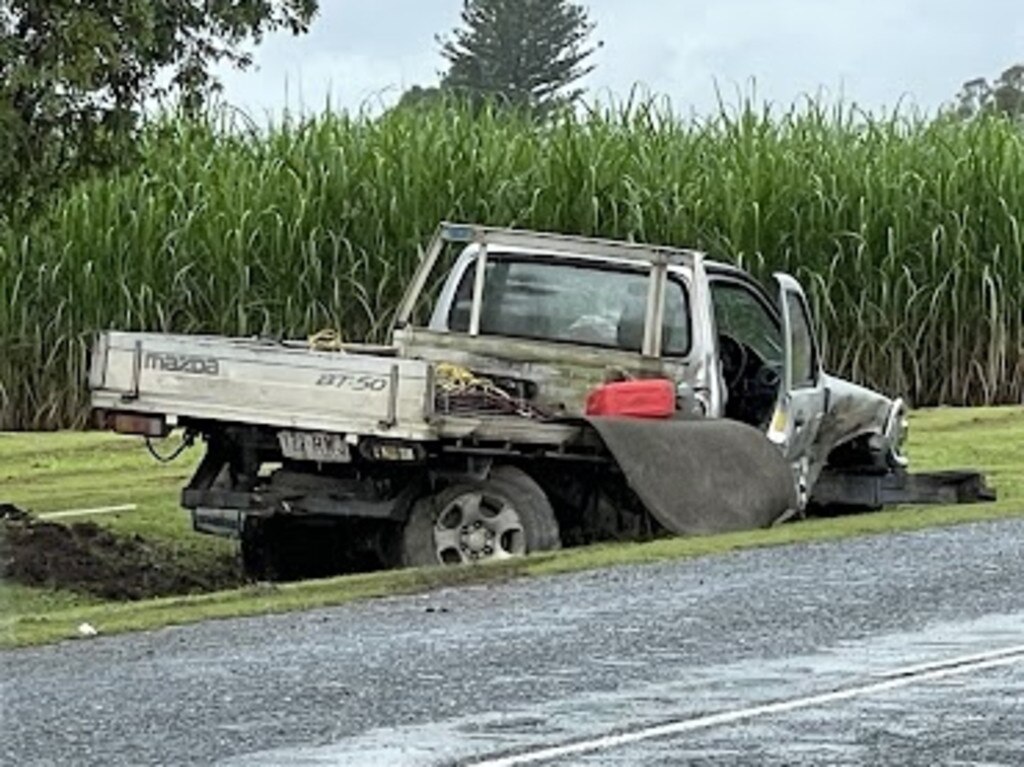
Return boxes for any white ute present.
[90,223,993,578]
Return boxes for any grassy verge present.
[0,429,235,566]
[1,430,207,546]
[2,406,1021,649]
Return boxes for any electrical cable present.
[145,429,197,463]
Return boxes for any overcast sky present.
[215,0,1023,119]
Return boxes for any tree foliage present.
[955,63,1024,120]
[0,0,317,216]
[437,0,599,113]
[394,84,446,111]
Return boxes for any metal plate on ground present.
[278,430,351,463]
[585,417,796,535]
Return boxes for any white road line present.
[38,504,137,520]
[871,643,1024,679]
[468,648,1024,767]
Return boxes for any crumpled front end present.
[815,374,909,473]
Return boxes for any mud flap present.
[586,417,797,535]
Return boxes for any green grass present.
[1,405,1021,648]
[0,430,219,554]
[1,101,1022,430]
[0,431,234,622]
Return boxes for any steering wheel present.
[755,363,781,390]
[717,333,748,391]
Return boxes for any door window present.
[710,281,783,368]
[785,291,818,388]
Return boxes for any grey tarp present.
[586,417,797,535]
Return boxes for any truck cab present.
[393,224,889,504]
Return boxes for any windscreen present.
[447,256,690,355]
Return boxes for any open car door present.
[768,273,828,507]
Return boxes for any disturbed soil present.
[0,504,242,600]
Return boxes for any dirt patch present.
[1,504,243,600]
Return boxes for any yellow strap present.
[308,328,344,352]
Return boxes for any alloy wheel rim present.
[433,490,526,565]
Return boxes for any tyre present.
[242,516,399,580]
[239,516,316,581]
[240,516,280,581]
[401,466,561,567]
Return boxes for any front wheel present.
[401,466,560,567]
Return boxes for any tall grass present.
[1,100,1021,430]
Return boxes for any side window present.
[446,256,691,355]
[710,281,783,367]
[447,261,476,332]
[786,291,818,388]
[661,280,689,356]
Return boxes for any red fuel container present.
[584,379,676,418]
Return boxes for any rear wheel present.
[241,516,396,581]
[401,466,560,567]
[240,516,282,581]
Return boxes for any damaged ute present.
[89,223,993,577]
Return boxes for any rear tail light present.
[98,410,169,437]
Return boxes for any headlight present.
[884,398,909,468]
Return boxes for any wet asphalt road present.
[2,517,1023,766]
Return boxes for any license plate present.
[278,430,351,463]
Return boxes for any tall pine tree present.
[438,0,599,113]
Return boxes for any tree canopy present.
[955,63,1024,120]
[436,0,599,113]
[0,0,318,216]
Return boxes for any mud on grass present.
[1,505,242,601]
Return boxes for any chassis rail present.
[811,468,997,509]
